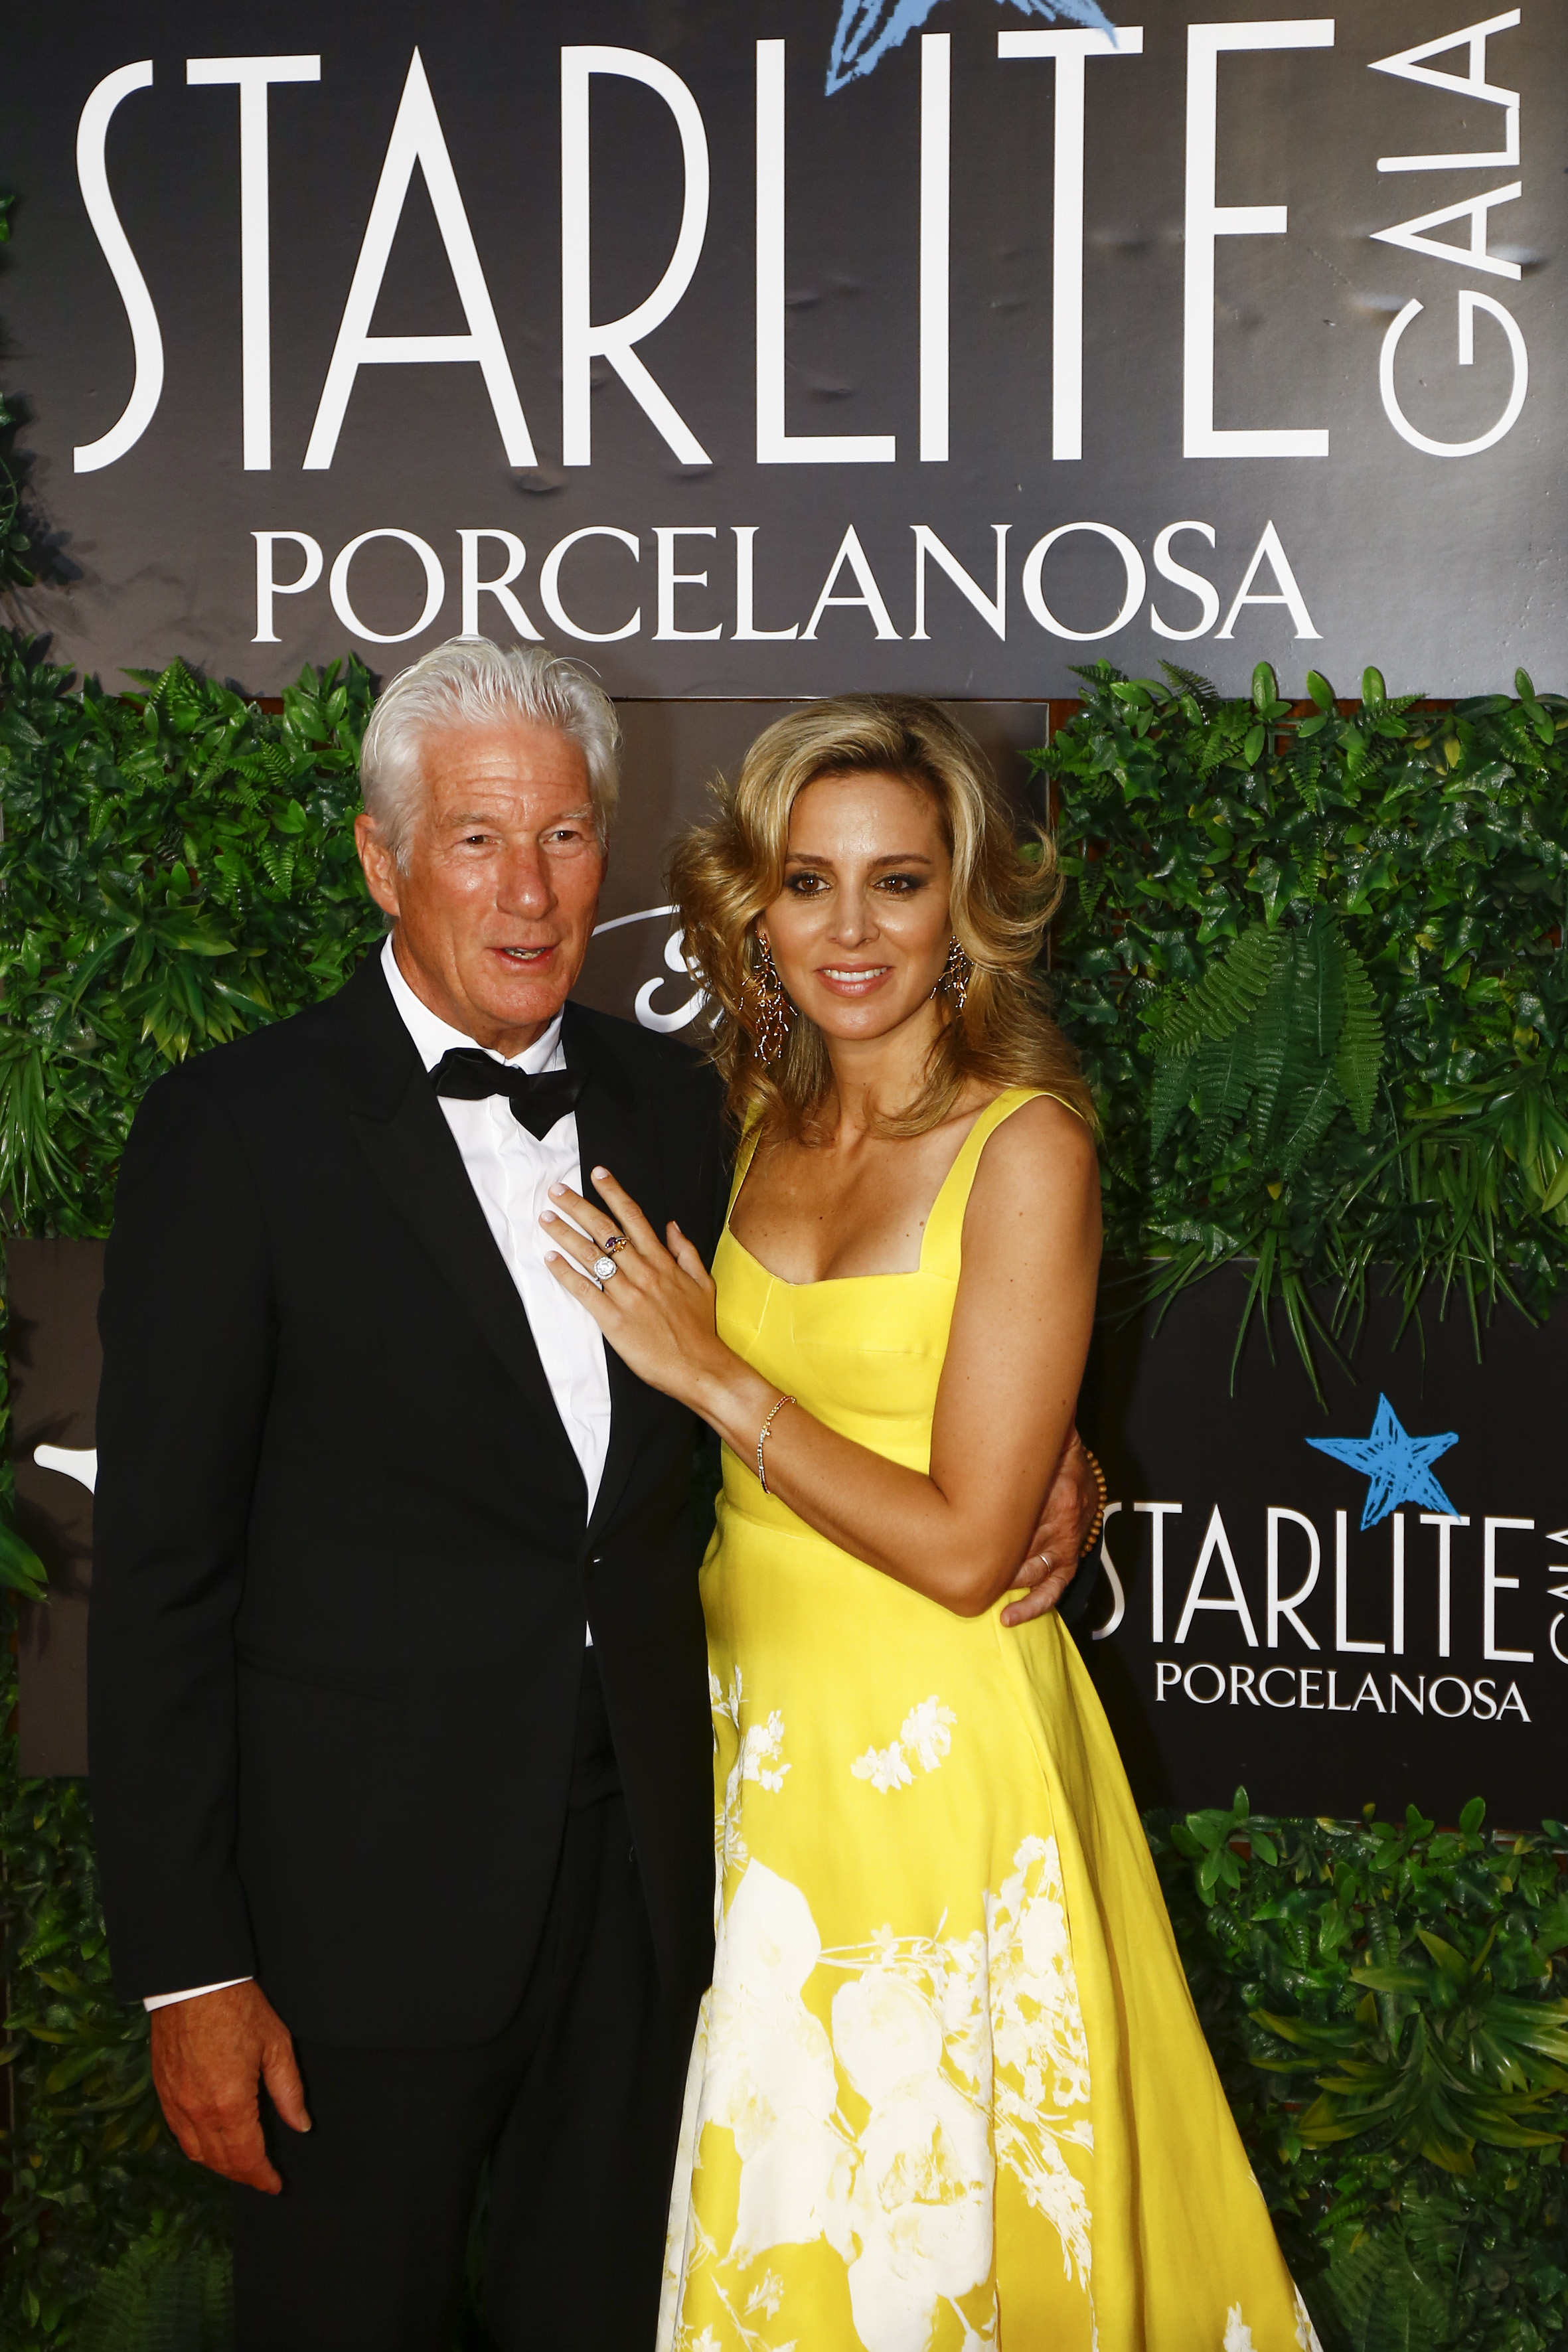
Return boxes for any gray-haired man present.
[88,639,1093,2350]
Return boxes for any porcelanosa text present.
[1091,1499,1568,1722]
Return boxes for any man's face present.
[354,720,606,1055]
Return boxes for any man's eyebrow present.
[446,805,597,828]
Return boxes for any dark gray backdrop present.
[3,0,1561,696]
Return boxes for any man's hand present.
[151,1980,311,2193]
[1001,1427,1101,1629]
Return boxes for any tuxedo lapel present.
[333,958,576,1462]
[564,1006,661,1543]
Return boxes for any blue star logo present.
[1307,1395,1458,1531]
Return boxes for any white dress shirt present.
[146,937,610,2013]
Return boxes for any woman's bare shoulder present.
[976,1090,1097,1184]
[959,1090,1100,1258]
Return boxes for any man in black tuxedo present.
[90,638,1095,2351]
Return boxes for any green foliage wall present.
[0,639,382,2345]
[1150,1795,1568,2349]
[1040,663,1568,1387]
[0,633,1563,2351]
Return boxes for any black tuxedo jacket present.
[89,953,727,2049]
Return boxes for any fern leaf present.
[1292,909,1347,1061]
[1192,1032,1255,1132]
[1247,952,1298,1154]
[1277,1069,1346,1178]
[1156,924,1284,1061]
[1150,1052,1194,1151]
[1334,946,1385,1133]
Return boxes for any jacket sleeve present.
[88,1064,276,2002]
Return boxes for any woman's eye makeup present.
[876,872,927,894]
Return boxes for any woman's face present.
[760,769,955,1045]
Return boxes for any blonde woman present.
[540,698,1316,2351]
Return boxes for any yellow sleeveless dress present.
[660,1089,1318,2352]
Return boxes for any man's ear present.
[354,813,401,919]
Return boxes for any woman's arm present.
[543,1096,1101,1616]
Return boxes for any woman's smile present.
[816,962,894,994]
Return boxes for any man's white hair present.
[359,637,621,865]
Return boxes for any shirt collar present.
[380,933,566,1076]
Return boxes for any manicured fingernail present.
[541,1210,556,1223]
[592,1165,608,1180]
[549,1182,565,1198]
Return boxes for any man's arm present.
[90,1066,272,1994]
[999,1428,1101,1627]
[90,1067,309,2188]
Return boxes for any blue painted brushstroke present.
[828,0,1115,95]
[1306,1395,1459,1533]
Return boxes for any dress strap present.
[724,1121,766,1233]
[919,1087,1082,1282]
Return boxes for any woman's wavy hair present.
[670,694,1096,1142]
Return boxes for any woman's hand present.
[542,1167,766,1427]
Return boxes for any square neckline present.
[721,1087,1036,1291]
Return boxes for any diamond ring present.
[591,1253,619,1283]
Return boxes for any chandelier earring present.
[933,935,973,1012]
[749,933,795,1065]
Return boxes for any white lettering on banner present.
[1267,1507,1321,1650]
[755,42,896,465]
[1215,522,1320,641]
[1154,1661,1532,1721]
[245,518,1318,652]
[1150,522,1221,642]
[1104,1502,1559,1715]
[732,528,800,641]
[560,48,711,469]
[538,526,641,643]
[1369,11,1528,458]
[1334,1507,1385,1654]
[304,51,534,472]
[653,528,723,641]
[185,56,321,470]
[329,528,444,644]
[1483,1516,1534,1662]
[1373,183,1523,281]
[801,526,901,640]
[634,927,706,1032]
[1419,1511,1468,1658]
[458,531,542,641]
[997,26,1144,463]
[1182,19,1334,460]
[919,36,950,464]
[910,526,1009,642]
[1379,294,1528,457]
[1174,1505,1259,1647]
[1089,1502,1126,1642]
[1022,522,1145,641]
[252,531,323,643]
[1136,1502,1184,1644]
[74,64,163,473]
[1371,9,1520,173]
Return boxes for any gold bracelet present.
[756,1393,797,1496]
[1079,1445,1108,1559]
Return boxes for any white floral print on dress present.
[666,1834,1097,2348]
[711,1669,790,1883]
[851,1696,956,1792]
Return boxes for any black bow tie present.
[430,1048,588,1141]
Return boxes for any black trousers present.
[232,1653,684,2352]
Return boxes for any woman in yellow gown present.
[540,698,1318,2351]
